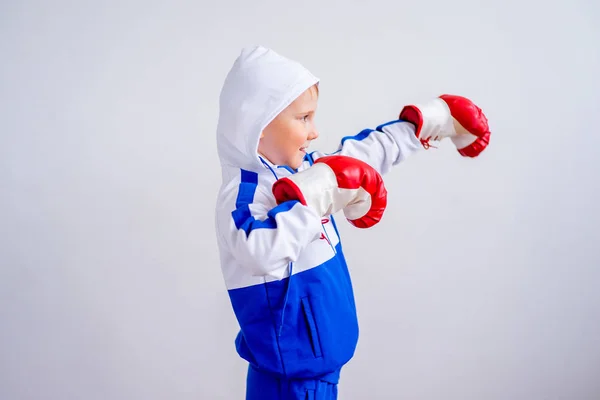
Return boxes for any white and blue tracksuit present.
[215,46,423,399]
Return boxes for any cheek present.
[266,121,307,156]
[290,126,308,146]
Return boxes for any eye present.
[301,114,310,122]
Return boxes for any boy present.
[214,46,490,399]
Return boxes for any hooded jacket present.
[214,46,422,382]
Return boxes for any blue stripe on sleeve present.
[340,128,375,145]
[232,169,300,237]
[339,120,406,147]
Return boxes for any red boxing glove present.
[272,155,387,229]
[399,94,491,157]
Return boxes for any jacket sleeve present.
[217,182,323,280]
[307,119,423,175]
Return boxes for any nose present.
[308,126,319,141]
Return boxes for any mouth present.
[299,146,308,154]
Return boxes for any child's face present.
[259,85,319,169]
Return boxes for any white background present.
[2,0,599,399]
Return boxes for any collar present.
[258,155,298,178]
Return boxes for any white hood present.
[216,46,319,174]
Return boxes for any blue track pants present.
[246,366,340,400]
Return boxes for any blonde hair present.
[308,83,319,98]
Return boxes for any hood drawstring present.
[259,156,296,338]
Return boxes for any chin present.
[283,154,302,170]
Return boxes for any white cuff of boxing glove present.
[416,98,457,141]
[289,163,371,219]
[417,98,479,149]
